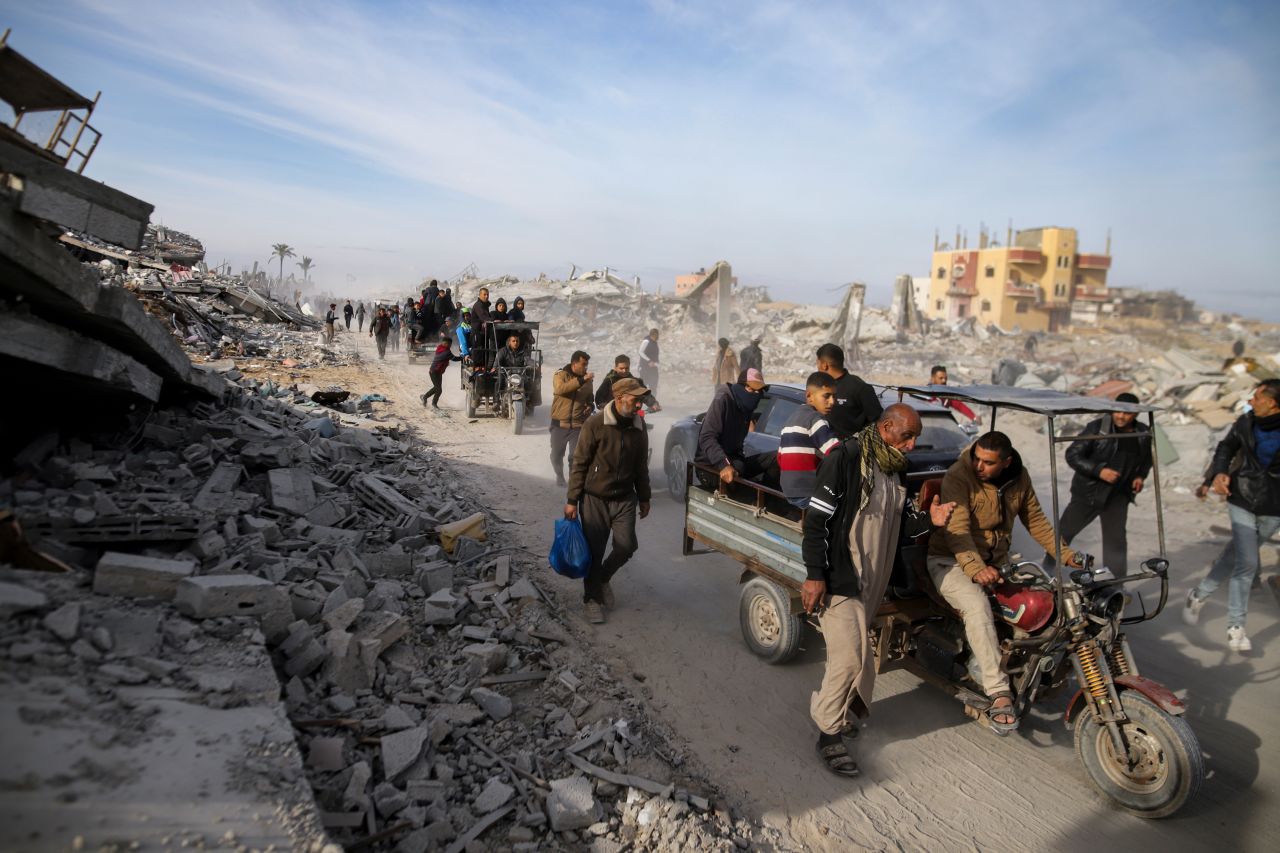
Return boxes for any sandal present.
[817,738,859,778]
[985,692,1019,737]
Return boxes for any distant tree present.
[297,256,315,284]
[269,243,295,296]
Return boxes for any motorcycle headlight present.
[1088,589,1126,621]
[508,373,522,387]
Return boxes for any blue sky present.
[3,0,1277,317]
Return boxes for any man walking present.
[565,377,652,624]
[638,328,660,395]
[421,334,460,408]
[1184,379,1280,651]
[356,302,367,332]
[369,306,391,359]
[551,351,595,487]
[802,404,953,775]
[1054,392,1152,576]
[712,338,739,386]
[739,337,763,375]
[343,300,354,330]
[324,303,339,344]
[816,344,883,439]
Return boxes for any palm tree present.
[269,243,295,296]
[297,256,315,285]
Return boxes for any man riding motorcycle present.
[926,431,1079,735]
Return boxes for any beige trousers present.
[926,556,1009,696]
[809,594,871,735]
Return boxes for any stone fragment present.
[173,574,287,618]
[422,589,460,626]
[382,705,416,732]
[93,552,196,600]
[353,610,407,655]
[98,664,150,685]
[415,561,453,594]
[43,602,81,641]
[343,760,371,807]
[267,467,317,515]
[547,776,601,832]
[474,777,514,813]
[494,556,511,587]
[0,581,48,616]
[322,630,372,692]
[470,687,513,721]
[381,727,430,781]
[506,578,539,601]
[308,737,346,772]
[322,597,365,632]
[461,642,507,674]
[374,781,410,817]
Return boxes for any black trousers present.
[424,372,444,406]
[580,494,638,602]
[550,423,581,480]
[1056,490,1132,576]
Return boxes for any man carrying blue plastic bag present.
[564,377,652,624]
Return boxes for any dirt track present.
[301,335,1277,852]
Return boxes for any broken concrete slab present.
[470,687,513,722]
[267,468,317,516]
[381,726,430,782]
[173,574,289,619]
[423,589,461,626]
[42,601,80,640]
[0,581,48,617]
[473,777,514,814]
[93,551,196,600]
[308,737,346,773]
[547,775,601,832]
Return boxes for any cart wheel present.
[512,400,524,435]
[739,576,803,664]
[465,385,477,418]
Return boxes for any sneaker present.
[601,583,615,609]
[420,393,428,407]
[584,600,606,624]
[1182,589,1206,625]
[1227,625,1252,652]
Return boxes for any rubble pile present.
[4,375,771,851]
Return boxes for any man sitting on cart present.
[926,431,1079,736]
[494,331,531,371]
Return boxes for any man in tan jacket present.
[550,350,595,486]
[926,431,1077,735]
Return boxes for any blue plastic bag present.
[549,517,591,579]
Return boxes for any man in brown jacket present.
[550,350,595,486]
[926,431,1077,734]
[565,377,652,624]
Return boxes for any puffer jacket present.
[928,444,1076,577]
[566,401,651,505]
[1205,412,1280,516]
[1066,417,1152,509]
[551,365,594,428]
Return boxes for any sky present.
[3,0,1278,317]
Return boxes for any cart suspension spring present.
[1077,643,1111,707]
[1107,641,1131,677]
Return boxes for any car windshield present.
[914,413,969,452]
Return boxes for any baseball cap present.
[744,368,766,390]
[612,377,650,398]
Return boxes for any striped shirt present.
[778,405,840,502]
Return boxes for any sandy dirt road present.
[308,336,1277,852]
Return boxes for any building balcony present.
[1005,281,1040,298]
[1076,253,1111,270]
[946,285,976,297]
[1074,284,1109,302]
[1007,247,1042,264]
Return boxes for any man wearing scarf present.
[801,404,953,777]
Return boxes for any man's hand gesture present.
[1099,467,1121,484]
[639,502,650,519]
[927,495,956,527]
[719,465,736,484]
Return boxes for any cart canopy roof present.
[491,321,539,331]
[895,384,1162,416]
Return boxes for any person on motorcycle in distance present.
[926,431,1080,735]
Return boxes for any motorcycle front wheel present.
[1074,692,1203,819]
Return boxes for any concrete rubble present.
[2,371,775,850]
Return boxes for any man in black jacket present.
[800,404,953,777]
[739,337,763,375]
[1052,393,1152,577]
[595,355,661,412]
[695,369,777,488]
[816,343,883,439]
[1184,379,1280,652]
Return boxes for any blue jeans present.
[1196,503,1280,626]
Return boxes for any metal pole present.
[1048,416,1065,599]
[990,405,997,431]
[1148,411,1166,558]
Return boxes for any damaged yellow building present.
[925,226,1110,332]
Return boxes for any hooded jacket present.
[695,383,758,469]
[551,365,595,427]
[928,444,1076,577]
[1066,416,1152,509]
[1205,411,1280,516]
[566,401,651,505]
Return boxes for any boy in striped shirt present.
[779,372,840,508]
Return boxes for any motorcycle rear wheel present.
[1073,692,1203,819]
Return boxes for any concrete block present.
[547,776,601,831]
[284,638,327,678]
[374,781,410,817]
[0,581,48,617]
[0,311,162,403]
[382,705,416,732]
[474,777,514,813]
[173,574,287,618]
[308,736,346,772]
[323,597,365,632]
[267,467,317,515]
[415,561,453,595]
[381,726,430,781]
[343,760,371,807]
[470,687,513,722]
[353,610,407,655]
[422,589,460,626]
[93,551,196,600]
[322,630,372,692]
[42,602,81,640]
[461,643,508,674]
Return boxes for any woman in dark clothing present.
[435,288,454,325]
[509,296,527,323]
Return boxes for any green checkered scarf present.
[857,422,907,511]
